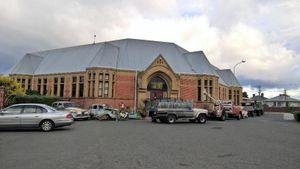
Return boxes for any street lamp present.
[233,60,246,75]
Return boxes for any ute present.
[241,98,264,117]
[151,100,208,124]
[204,92,243,120]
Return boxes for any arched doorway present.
[147,76,168,100]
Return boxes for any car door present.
[21,105,47,128]
[0,105,23,128]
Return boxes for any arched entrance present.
[147,76,168,100]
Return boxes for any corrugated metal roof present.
[10,54,43,74]
[183,51,219,76]
[10,38,241,87]
[264,95,300,102]
[215,69,241,87]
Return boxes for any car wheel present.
[198,114,206,124]
[167,114,176,124]
[40,120,54,132]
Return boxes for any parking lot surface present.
[0,112,299,169]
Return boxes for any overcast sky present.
[0,0,299,99]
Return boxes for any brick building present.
[9,39,242,109]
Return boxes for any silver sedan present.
[0,103,74,131]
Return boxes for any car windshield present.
[64,103,75,108]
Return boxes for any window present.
[98,82,103,97]
[99,73,103,80]
[229,90,232,100]
[88,81,91,97]
[72,76,77,97]
[37,79,42,94]
[43,78,47,95]
[197,80,201,101]
[2,106,22,114]
[36,106,47,113]
[92,73,96,79]
[105,73,109,80]
[23,105,37,114]
[104,82,109,97]
[92,81,95,97]
[27,79,31,90]
[21,79,25,88]
[79,76,84,97]
[54,77,58,96]
[60,77,64,97]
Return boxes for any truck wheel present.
[167,114,176,124]
[198,114,206,124]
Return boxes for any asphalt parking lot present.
[0,112,299,169]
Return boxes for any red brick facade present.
[115,74,135,100]
[180,76,197,100]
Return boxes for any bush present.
[14,95,60,106]
[293,112,300,122]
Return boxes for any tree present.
[0,76,25,106]
[242,91,248,98]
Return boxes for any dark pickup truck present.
[151,100,208,124]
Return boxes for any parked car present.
[89,104,112,119]
[241,98,264,117]
[52,101,89,120]
[0,103,74,131]
[100,108,129,120]
[152,100,208,124]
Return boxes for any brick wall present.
[0,87,4,109]
[180,76,197,100]
[115,73,135,100]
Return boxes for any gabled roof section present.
[144,54,177,76]
[183,51,218,76]
[216,69,241,87]
[10,54,43,74]
[264,95,300,102]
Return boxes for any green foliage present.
[293,112,300,122]
[25,89,41,96]
[0,76,25,106]
[14,95,59,106]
